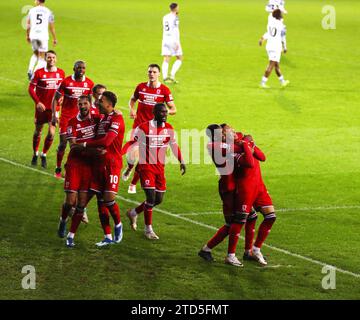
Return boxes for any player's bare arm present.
[49,22,57,45]
[129,96,137,119]
[26,17,31,43]
[167,101,177,115]
[51,91,62,125]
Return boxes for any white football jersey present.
[265,0,286,13]
[263,16,285,51]
[28,6,54,40]
[162,12,180,42]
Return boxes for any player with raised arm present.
[57,95,100,245]
[26,0,57,80]
[51,61,94,178]
[259,9,289,88]
[161,3,183,83]
[73,91,125,247]
[198,124,255,267]
[125,103,185,240]
[234,134,276,266]
[28,50,65,168]
[122,64,176,194]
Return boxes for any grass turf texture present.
[0,0,359,299]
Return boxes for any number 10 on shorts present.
[110,175,118,184]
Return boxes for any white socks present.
[28,54,38,73]
[202,245,211,252]
[261,76,268,84]
[105,234,113,240]
[170,60,182,79]
[162,61,169,79]
[145,225,153,233]
[278,75,285,83]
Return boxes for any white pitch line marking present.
[1,156,360,279]
[0,76,24,85]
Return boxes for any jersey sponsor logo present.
[43,74,47,78]
[111,122,120,130]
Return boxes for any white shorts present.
[31,38,48,52]
[267,50,281,62]
[161,40,183,56]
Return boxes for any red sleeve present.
[164,86,173,103]
[121,140,137,155]
[235,142,254,168]
[86,131,118,148]
[28,71,40,104]
[57,79,66,95]
[133,84,141,100]
[253,146,266,162]
[66,119,76,140]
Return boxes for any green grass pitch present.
[0,0,359,299]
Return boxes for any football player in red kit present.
[28,50,65,168]
[122,64,176,194]
[73,91,125,247]
[57,95,100,245]
[124,103,185,240]
[234,134,276,266]
[51,60,94,178]
[198,124,255,267]
[91,84,106,115]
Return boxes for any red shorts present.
[90,160,122,194]
[64,160,92,193]
[138,168,166,192]
[35,109,52,125]
[59,116,71,135]
[235,182,273,213]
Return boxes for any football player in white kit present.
[259,9,289,88]
[161,3,183,84]
[266,0,287,54]
[26,0,57,80]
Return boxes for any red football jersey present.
[132,82,173,128]
[29,67,65,110]
[57,75,94,120]
[134,120,177,173]
[95,111,125,164]
[66,113,99,162]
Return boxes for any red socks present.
[207,225,230,249]
[245,212,258,251]
[254,213,276,249]
[42,136,54,154]
[105,200,121,225]
[131,171,140,186]
[33,134,41,154]
[69,206,84,234]
[144,202,154,225]
[227,223,244,254]
[135,202,145,214]
[97,200,111,235]
[61,203,72,221]
[56,148,65,168]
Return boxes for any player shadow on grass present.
[275,90,301,114]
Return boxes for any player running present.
[26,0,57,79]
[28,50,65,168]
[51,60,94,178]
[198,124,255,267]
[161,3,183,83]
[259,9,289,88]
[73,91,125,247]
[122,64,176,194]
[57,95,100,245]
[125,103,186,240]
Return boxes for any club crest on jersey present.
[157,89,161,94]
[43,75,47,78]
[145,180,150,185]
[84,83,88,88]
[77,124,81,128]
[142,88,146,92]
[164,129,168,134]
[56,73,60,78]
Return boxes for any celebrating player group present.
[26,1,287,267]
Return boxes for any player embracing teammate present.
[199,124,276,267]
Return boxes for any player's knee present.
[247,211,258,222]
[232,212,248,224]
[75,205,85,214]
[104,200,116,208]
[63,202,73,212]
[263,212,276,223]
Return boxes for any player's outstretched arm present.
[49,22,57,45]
[167,101,177,115]
[26,17,30,43]
[170,142,185,175]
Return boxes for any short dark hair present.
[38,0,46,3]
[45,50,56,57]
[170,3,178,10]
[154,103,166,113]
[272,9,282,20]
[74,60,86,68]
[148,64,161,72]
[78,95,92,103]
[206,124,221,141]
[92,84,107,94]
[102,91,117,107]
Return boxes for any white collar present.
[150,119,165,128]
[44,67,57,73]
[71,74,85,82]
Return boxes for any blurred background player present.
[75,91,125,247]
[122,64,176,194]
[161,3,183,83]
[28,50,64,168]
[259,9,289,88]
[125,103,185,240]
[91,84,106,113]
[51,60,94,178]
[265,0,287,14]
[26,0,57,80]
